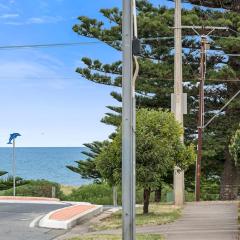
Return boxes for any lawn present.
[92,203,181,231]
[69,234,164,240]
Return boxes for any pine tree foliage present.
[73,0,240,199]
[184,0,240,12]
[0,171,7,177]
[66,141,109,182]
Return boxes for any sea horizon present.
[0,147,90,186]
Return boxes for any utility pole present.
[12,139,16,197]
[122,0,135,239]
[173,0,185,206]
[7,133,21,197]
[178,26,228,201]
[196,36,208,201]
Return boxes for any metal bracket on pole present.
[171,93,188,115]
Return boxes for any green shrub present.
[63,183,146,205]
[63,183,178,205]
[184,179,220,202]
[0,176,29,191]
[63,183,114,205]
[0,179,63,199]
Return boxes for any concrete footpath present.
[94,201,239,240]
[141,201,239,240]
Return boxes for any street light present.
[7,133,21,197]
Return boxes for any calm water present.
[0,147,89,186]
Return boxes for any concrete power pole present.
[173,0,185,206]
[122,0,136,239]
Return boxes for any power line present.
[0,75,240,82]
[228,27,240,35]
[0,37,175,50]
[0,42,104,50]
[210,35,240,40]
[0,33,240,50]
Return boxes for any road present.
[0,202,69,240]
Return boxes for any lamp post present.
[7,133,21,197]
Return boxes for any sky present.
[0,0,179,147]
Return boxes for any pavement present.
[91,201,239,240]
[141,201,240,240]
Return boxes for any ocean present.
[0,147,90,186]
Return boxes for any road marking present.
[29,215,44,228]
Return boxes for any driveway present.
[0,202,69,240]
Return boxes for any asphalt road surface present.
[0,202,70,240]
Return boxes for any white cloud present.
[28,17,45,24]
[4,15,63,25]
[0,13,19,19]
[27,16,63,24]
[4,21,21,25]
[0,51,72,90]
[0,3,10,10]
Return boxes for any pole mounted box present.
[132,37,141,56]
[171,93,188,115]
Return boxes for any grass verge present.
[92,203,181,231]
[69,234,164,240]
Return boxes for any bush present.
[63,183,177,205]
[63,183,116,205]
[0,176,29,191]
[0,179,63,199]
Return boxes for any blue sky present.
[0,0,179,147]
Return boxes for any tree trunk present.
[154,185,162,203]
[220,150,240,200]
[143,187,151,214]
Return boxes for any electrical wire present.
[204,88,240,129]
[210,35,240,40]
[0,42,105,50]
[0,75,239,82]
[132,0,140,94]
[0,34,240,51]
[0,37,175,51]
